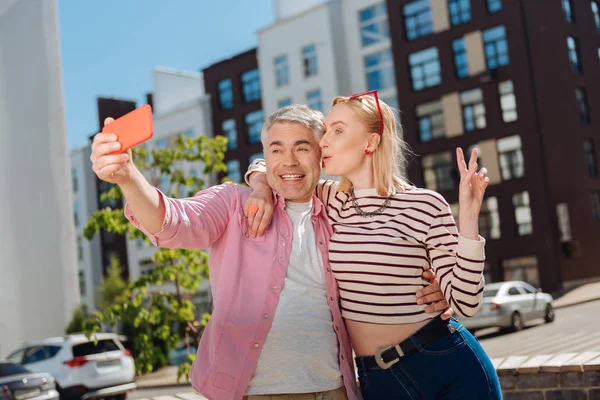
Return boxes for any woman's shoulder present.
[395,185,450,210]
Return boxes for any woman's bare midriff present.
[346,318,434,356]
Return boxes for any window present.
[183,129,194,138]
[448,0,471,26]
[576,88,590,125]
[508,286,521,296]
[140,259,154,276]
[483,25,509,69]
[479,197,501,239]
[556,203,572,242]
[222,119,237,150]
[487,0,502,13]
[513,191,533,235]
[562,0,574,23]
[156,138,168,149]
[303,44,318,77]
[21,346,61,365]
[409,47,441,91]
[72,339,119,357]
[73,202,79,227]
[499,80,518,122]
[218,79,233,110]
[416,99,445,142]
[593,2,600,34]
[77,236,83,261]
[249,153,264,163]
[422,152,456,192]
[72,168,78,193]
[227,160,241,183]
[592,192,600,221]
[497,135,524,180]
[79,270,85,296]
[452,38,468,78]
[360,2,390,46]
[245,110,264,144]
[567,37,582,74]
[6,349,25,364]
[278,98,293,108]
[460,88,486,131]
[365,49,396,91]
[584,139,599,177]
[403,0,432,40]
[306,89,323,111]
[502,256,539,288]
[274,55,289,87]
[241,69,261,103]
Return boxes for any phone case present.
[102,104,153,153]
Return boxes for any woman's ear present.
[366,132,381,153]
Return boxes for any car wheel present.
[544,304,555,323]
[511,311,523,332]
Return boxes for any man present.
[90,105,450,400]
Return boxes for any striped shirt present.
[318,181,486,324]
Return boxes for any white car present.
[458,281,555,333]
[6,333,136,400]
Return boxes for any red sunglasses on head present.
[348,89,384,135]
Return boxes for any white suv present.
[6,333,136,400]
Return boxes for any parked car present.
[458,280,555,333]
[168,340,197,366]
[6,333,136,400]
[0,360,59,400]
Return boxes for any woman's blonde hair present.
[332,94,411,197]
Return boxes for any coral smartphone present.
[102,104,153,153]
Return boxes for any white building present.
[0,0,79,356]
[70,145,103,312]
[257,0,396,116]
[125,68,214,317]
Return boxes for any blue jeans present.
[355,318,502,400]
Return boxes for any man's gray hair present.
[261,104,325,145]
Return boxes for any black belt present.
[358,316,457,370]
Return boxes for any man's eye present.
[272,149,280,154]
[298,147,309,152]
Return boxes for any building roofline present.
[201,46,257,72]
[257,0,330,34]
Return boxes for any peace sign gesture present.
[456,147,489,219]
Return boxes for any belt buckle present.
[374,344,404,370]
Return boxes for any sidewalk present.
[135,281,600,389]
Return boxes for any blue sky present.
[59,0,274,150]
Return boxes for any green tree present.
[83,134,228,380]
[98,254,129,310]
[65,304,88,334]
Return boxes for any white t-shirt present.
[246,200,343,395]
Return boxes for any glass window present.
[483,25,509,69]
[576,88,590,125]
[497,135,525,180]
[278,98,293,108]
[274,55,289,87]
[448,0,471,26]
[22,346,61,365]
[403,0,432,40]
[416,99,445,142]
[6,349,25,364]
[502,256,539,287]
[359,2,390,46]
[156,138,168,149]
[306,89,323,112]
[222,119,237,150]
[249,153,264,164]
[567,37,582,74]
[513,191,533,236]
[72,340,119,357]
[562,0,575,23]
[422,152,456,192]
[227,160,241,183]
[592,192,600,221]
[218,79,233,110]
[556,202,572,242]
[452,38,469,78]
[593,2,600,35]
[73,202,79,227]
[460,88,486,131]
[487,0,502,13]
[508,286,521,296]
[584,139,599,177]
[77,236,83,261]
[365,49,396,91]
[72,168,78,193]
[241,69,261,103]
[245,110,264,144]
[409,47,441,91]
[480,197,501,239]
[78,269,85,296]
[499,80,518,122]
[303,44,318,77]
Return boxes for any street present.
[128,300,600,400]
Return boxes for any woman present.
[245,91,502,399]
